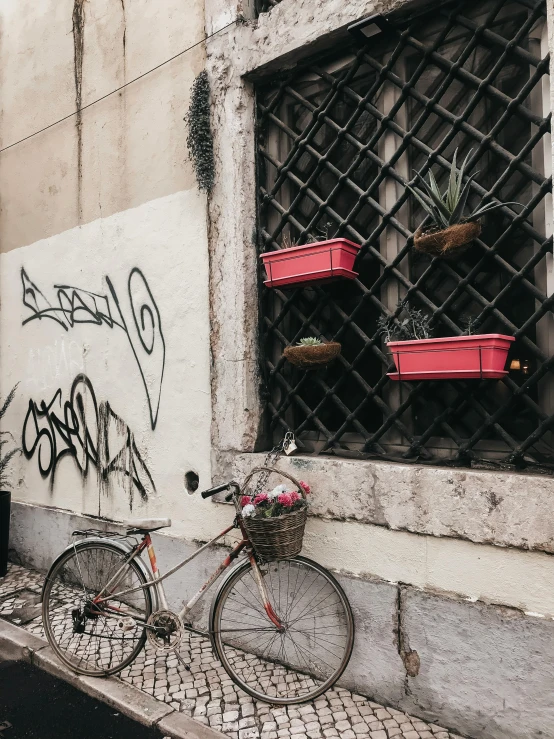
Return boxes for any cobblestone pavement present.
[0,563,467,739]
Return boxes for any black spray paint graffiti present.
[21,267,165,430]
[22,374,155,509]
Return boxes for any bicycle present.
[42,472,354,705]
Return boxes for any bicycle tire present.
[42,540,153,676]
[209,555,354,704]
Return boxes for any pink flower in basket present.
[299,481,311,495]
[240,495,252,507]
[253,493,269,505]
[277,492,294,507]
[289,491,301,504]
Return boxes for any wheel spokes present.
[215,559,352,703]
[43,544,150,676]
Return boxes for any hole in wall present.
[185,470,200,494]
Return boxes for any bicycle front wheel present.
[42,541,152,676]
[210,555,354,704]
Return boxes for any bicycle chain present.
[248,432,295,498]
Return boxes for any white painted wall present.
[0,190,228,539]
[303,518,554,618]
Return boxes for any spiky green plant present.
[378,301,433,342]
[407,149,522,230]
[462,316,479,336]
[297,337,323,346]
[0,385,20,491]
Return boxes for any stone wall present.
[205,0,554,736]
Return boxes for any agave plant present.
[297,337,323,346]
[0,385,20,491]
[407,149,522,230]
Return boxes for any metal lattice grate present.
[255,0,282,14]
[257,0,554,470]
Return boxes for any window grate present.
[255,0,281,14]
[256,0,554,470]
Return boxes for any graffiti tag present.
[21,267,165,430]
[22,374,155,508]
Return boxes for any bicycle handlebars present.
[201,482,229,499]
[200,481,239,501]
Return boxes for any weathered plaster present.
[207,0,429,78]
[204,4,554,732]
[302,516,554,617]
[72,0,86,221]
[400,587,554,739]
[0,190,221,540]
[229,452,554,552]
[0,0,203,252]
[206,36,262,454]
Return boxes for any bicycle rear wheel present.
[42,541,152,676]
[210,555,354,704]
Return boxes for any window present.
[257,0,553,470]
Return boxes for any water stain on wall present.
[72,0,86,222]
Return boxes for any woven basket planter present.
[240,467,308,560]
[244,507,307,560]
[284,342,341,369]
[414,221,481,256]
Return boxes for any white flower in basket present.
[268,484,288,499]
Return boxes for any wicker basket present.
[239,467,308,560]
[413,221,481,256]
[284,342,341,369]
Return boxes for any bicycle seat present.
[125,518,172,533]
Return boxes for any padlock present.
[283,432,298,455]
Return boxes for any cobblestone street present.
[0,563,468,739]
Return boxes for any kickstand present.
[173,649,191,672]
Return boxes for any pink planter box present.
[261,238,361,288]
[387,334,515,381]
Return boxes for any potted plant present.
[261,229,361,289]
[1,386,19,578]
[407,149,523,256]
[283,337,342,368]
[380,302,514,380]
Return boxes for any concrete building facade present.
[2,0,554,737]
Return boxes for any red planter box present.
[387,334,515,381]
[261,238,361,288]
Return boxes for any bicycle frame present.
[92,517,283,630]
